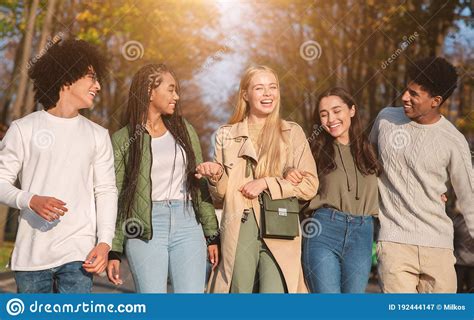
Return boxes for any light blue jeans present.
[126,200,207,293]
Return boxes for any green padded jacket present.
[109,120,218,257]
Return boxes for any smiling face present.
[67,67,101,110]
[401,81,442,124]
[319,95,355,144]
[243,71,279,119]
[149,72,179,116]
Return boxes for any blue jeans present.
[302,207,373,293]
[126,200,207,293]
[15,261,92,293]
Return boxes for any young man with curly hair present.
[370,57,474,293]
[0,39,117,293]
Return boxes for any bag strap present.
[246,156,309,214]
[245,157,256,179]
[242,157,256,222]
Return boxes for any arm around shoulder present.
[448,137,474,237]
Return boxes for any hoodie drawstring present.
[336,144,360,201]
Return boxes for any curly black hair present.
[28,39,107,110]
[407,57,458,105]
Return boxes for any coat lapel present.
[228,118,258,163]
[229,118,292,164]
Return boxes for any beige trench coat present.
[207,118,318,293]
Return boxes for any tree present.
[24,0,58,114]
[241,0,471,133]
[9,0,39,121]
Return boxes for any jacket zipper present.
[147,134,153,240]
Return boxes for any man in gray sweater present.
[370,57,474,293]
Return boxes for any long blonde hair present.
[229,65,287,178]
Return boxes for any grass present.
[0,242,14,272]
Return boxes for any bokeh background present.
[0,0,473,291]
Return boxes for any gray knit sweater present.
[370,107,474,249]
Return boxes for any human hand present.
[284,168,307,186]
[208,244,219,270]
[83,242,110,275]
[29,195,68,222]
[239,179,267,199]
[195,162,223,182]
[106,259,123,285]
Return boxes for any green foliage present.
[243,1,471,133]
[0,241,13,272]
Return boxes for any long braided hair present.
[120,64,198,220]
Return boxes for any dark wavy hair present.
[311,87,382,177]
[28,39,107,110]
[120,64,198,220]
[407,57,458,105]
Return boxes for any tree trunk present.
[24,0,58,115]
[9,0,40,121]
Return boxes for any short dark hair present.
[28,39,107,110]
[407,57,458,105]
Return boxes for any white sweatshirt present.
[0,110,117,271]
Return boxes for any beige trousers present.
[377,241,457,293]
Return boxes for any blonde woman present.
[196,65,318,293]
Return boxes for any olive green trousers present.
[230,211,286,293]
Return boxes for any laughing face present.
[319,95,355,145]
[244,71,279,119]
[149,72,179,116]
[68,67,101,109]
[401,81,442,124]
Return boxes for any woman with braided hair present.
[106,64,219,293]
